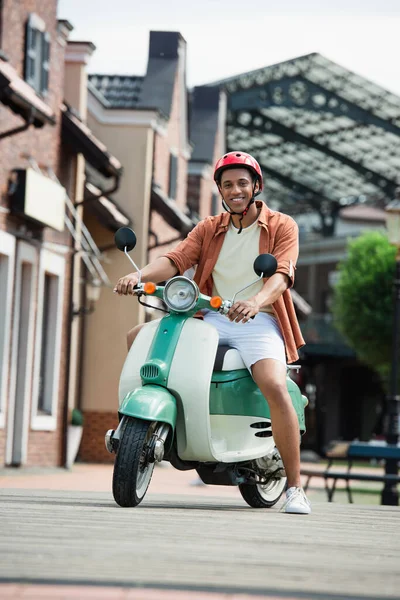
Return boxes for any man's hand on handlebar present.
[227,298,261,323]
[113,273,140,295]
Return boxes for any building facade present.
[293,206,388,452]
[77,31,225,462]
[0,0,123,467]
[0,0,73,466]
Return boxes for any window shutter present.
[25,17,37,87]
[168,154,178,200]
[40,31,50,95]
[211,193,218,215]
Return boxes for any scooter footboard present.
[119,385,177,429]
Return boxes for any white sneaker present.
[280,487,311,514]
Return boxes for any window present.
[0,231,16,429]
[25,13,50,95]
[37,274,60,414]
[168,153,178,200]
[31,250,65,430]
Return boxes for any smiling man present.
[114,151,310,514]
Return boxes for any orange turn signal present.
[210,295,223,309]
[143,282,156,294]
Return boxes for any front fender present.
[119,385,177,429]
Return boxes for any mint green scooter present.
[106,227,308,508]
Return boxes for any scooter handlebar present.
[218,300,255,320]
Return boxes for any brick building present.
[0,1,123,467]
[0,0,72,467]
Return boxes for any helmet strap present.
[220,180,258,234]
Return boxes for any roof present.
[339,205,387,222]
[0,58,55,126]
[61,104,122,177]
[151,184,194,235]
[212,53,400,215]
[88,75,143,109]
[84,182,130,231]
[89,32,184,117]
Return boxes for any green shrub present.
[71,408,84,426]
[332,231,397,388]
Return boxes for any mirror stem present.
[124,247,142,284]
[231,273,264,304]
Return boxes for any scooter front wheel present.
[239,476,287,508]
[112,417,156,507]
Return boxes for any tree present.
[332,231,397,388]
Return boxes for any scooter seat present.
[214,345,247,372]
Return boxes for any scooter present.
[106,227,308,508]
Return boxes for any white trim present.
[29,13,46,32]
[6,242,38,465]
[0,231,16,429]
[65,42,95,64]
[177,38,189,151]
[87,87,167,134]
[42,241,70,255]
[31,250,66,431]
[218,91,227,155]
[182,146,192,160]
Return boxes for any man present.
[114,151,310,514]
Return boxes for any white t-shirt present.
[211,219,274,315]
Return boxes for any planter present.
[66,425,83,468]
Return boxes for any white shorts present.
[203,311,286,371]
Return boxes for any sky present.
[58,0,400,95]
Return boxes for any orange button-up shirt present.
[164,201,305,363]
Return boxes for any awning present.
[151,184,194,235]
[61,103,122,178]
[299,315,355,358]
[0,58,55,126]
[84,182,131,231]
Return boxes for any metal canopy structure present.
[217,53,400,220]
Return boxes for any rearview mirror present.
[253,254,277,278]
[114,227,137,252]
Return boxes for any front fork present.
[105,417,170,462]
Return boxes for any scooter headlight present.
[163,277,199,312]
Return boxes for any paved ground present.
[0,463,399,600]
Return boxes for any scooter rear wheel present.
[239,476,287,508]
[112,417,156,507]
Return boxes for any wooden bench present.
[301,441,400,503]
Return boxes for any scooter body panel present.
[210,372,307,430]
[167,318,219,461]
[118,313,307,465]
[119,385,177,429]
[118,318,162,405]
[208,371,306,462]
[209,414,275,462]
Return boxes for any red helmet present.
[214,151,263,193]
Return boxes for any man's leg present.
[251,358,301,489]
[127,323,145,351]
